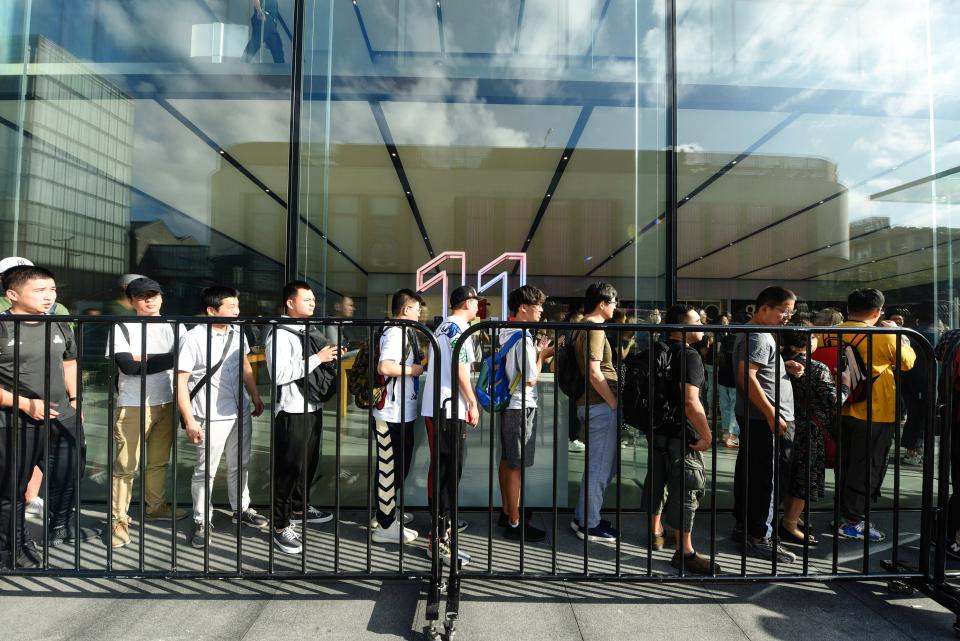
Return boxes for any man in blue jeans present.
[570,283,620,543]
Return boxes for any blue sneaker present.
[838,520,885,542]
[570,520,617,543]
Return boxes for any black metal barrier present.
[439,320,959,638]
[3,314,960,638]
[0,314,447,621]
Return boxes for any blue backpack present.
[475,331,525,413]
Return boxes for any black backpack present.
[556,329,588,400]
[621,340,681,432]
[277,325,339,404]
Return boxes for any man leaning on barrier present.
[642,304,718,574]
[266,281,342,555]
[178,286,267,550]
[823,288,915,543]
[0,266,84,568]
[107,277,187,549]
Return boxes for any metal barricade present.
[4,313,960,639]
[0,313,446,624]
[438,320,955,638]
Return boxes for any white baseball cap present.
[119,273,146,288]
[0,257,34,275]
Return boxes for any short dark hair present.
[780,330,811,354]
[201,285,239,314]
[391,288,424,316]
[847,288,885,315]
[756,286,796,309]
[507,284,546,315]
[664,304,697,325]
[282,280,312,304]
[583,282,617,313]
[2,265,56,293]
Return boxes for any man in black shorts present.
[497,285,553,541]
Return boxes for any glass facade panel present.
[1,0,956,516]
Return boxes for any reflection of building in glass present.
[3,36,132,305]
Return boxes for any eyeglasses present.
[605,299,618,307]
[772,306,795,318]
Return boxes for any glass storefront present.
[0,1,957,512]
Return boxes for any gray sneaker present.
[745,536,795,564]
[233,508,269,529]
[190,522,211,548]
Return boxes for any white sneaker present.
[338,469,359,485]
[274,526,303,554]
[25,497,43,518]
[371,520,418,544]
[569,440,586,453]
[370,511,414,529]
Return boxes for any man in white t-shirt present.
[371,289,425,545]
[106,277,186,549]
[265,281,342,555]
[421,285,480,565]
[497,285,553,543]
[178,286,266,549]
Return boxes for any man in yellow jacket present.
[820,288,915,543]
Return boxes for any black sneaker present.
[1,541,42,569]
[49,524,99,547]
[190,522,211,548]
[744,536,795,564]
[503,521,546,543]
[291,506,333,526]
[233,508,269,529]
[497,509,536,527]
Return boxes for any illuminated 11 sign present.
[477,252,527,320]
[416,251,527,319]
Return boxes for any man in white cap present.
[0,258,69,316]
[0,258,69,523]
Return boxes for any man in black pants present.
[265,281,342,554]
[0,265,83,568]
[733,286,802,565]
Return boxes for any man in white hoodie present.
[265,281,342,555]
[497,285,553,542]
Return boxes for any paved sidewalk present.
[0,574,955,641]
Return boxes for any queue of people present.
[0,256,940,575]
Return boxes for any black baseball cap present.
[125,277,163,298]
[449,285,479,309]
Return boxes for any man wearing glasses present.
[570,283,621,543]
[732,286,801,564]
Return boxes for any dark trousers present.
[374,420,415,529]
[733,415,794,539]
[272,411,322,529]
[0,413,83,565]
[901,389,926,451]
[838,416,895,523]
[424,417,465,529]
[947,414,960,540]
[243,14,285,63]
[568,395,581,442]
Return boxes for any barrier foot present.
[444,572,461,637]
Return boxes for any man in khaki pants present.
[107,277,185,548]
